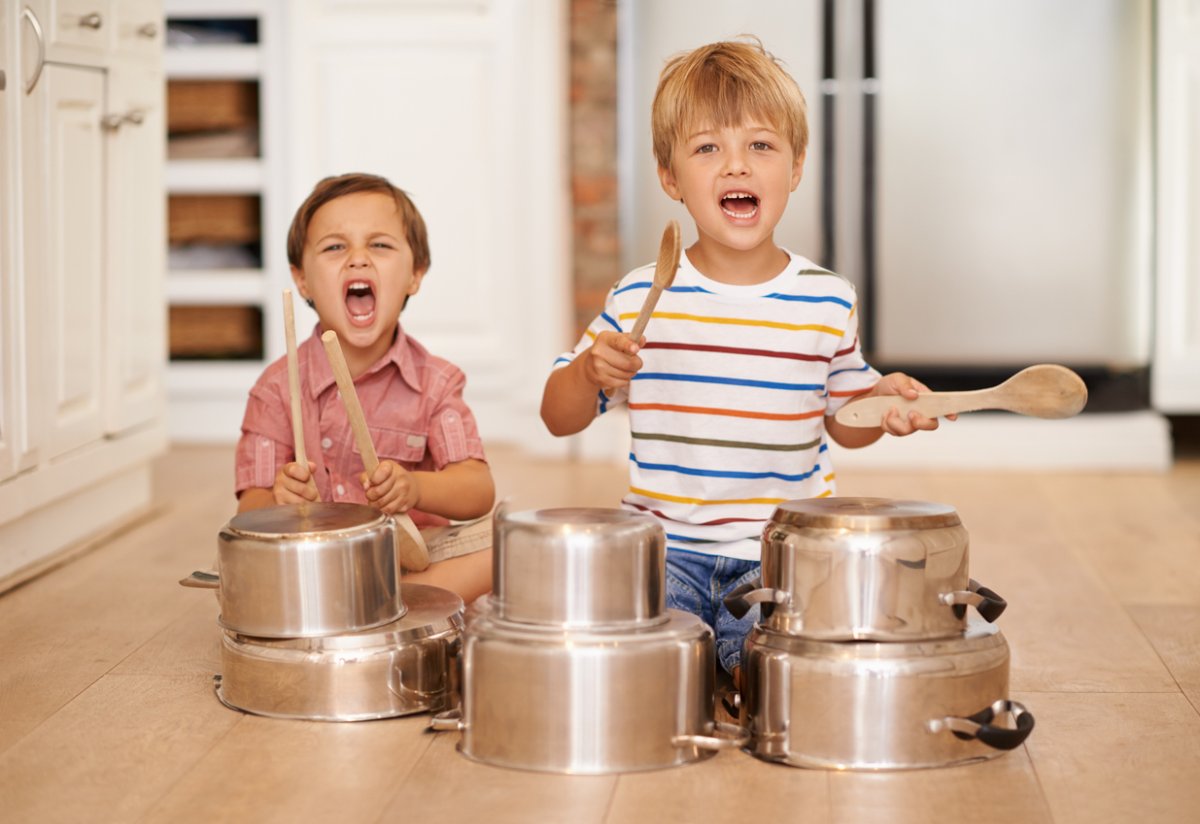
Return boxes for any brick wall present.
[569,0,620,339]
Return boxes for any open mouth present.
[720,191,759,220]
[344,280,376,324]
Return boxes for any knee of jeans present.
[665,569,705,618]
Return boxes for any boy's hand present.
[362,460,420,515]
[582,330,645,391]
[867,372,956,436]
[273,461,320,505]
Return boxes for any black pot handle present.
[723,579,790,620]
[941,578,1007,623]
[927,699,1035,751]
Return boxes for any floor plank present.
[1020,691,1200,824]
[1128,605,1200,713]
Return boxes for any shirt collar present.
[301,322,422,397]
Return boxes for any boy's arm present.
[411,458,495,521]
[826,372,946,448]
[541,331,642,436]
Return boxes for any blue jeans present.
[665,549,761,675]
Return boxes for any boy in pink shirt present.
[235,173,495,601]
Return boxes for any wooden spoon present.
[320,330,431,572]
[281,291,316,492]
[834,364,1089,428]
[628,220,681,341]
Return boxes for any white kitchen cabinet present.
[1152,0,1200,412]
[0,0,166,589]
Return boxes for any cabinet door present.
[21,63,107,461]
[1,0,19,482]
[105,62,165,433]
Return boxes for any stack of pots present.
[727,497,1034,770]
[181,502,463,721]
[431,507,745,774]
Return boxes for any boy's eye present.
[751,141,771,151]
[322,243,344,253]
[695,143,717,154]
[371,241,394,249]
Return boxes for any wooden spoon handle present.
[628,284,665,342]
[835,390,1001,427]
[282,290,308,468]
[320,330,430,571]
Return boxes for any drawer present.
[45,0,115,64]
[113,0,162,61]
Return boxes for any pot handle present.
[723,580,791,621]
[428,708,465,733]
[672,721,749,751]
[179,570,219,589]
[938,578,1007,623]
[926,699,1035,751]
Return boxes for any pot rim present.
[769,497,961,531]
[223,501,390,540]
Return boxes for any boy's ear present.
[790,149,806,191]
[658,164,682,202]
[407,267,428,297]
[290,265,310,299]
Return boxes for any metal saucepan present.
[492,507,666,628]
[430,599,745,774]
[726,497,1006,641]
[741,619,1034,770]
[215,583,463,721]
[180,502,404,638]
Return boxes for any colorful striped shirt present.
[554,251,880,560]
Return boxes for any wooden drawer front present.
[167,79,258,134]
[168,194,260,245]
[169,305,263,360]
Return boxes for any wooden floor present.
[2,443,1199,824]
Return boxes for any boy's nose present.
[722,149,749,175]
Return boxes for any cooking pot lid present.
[225,502,389,538]
[226,583,463,649]
[770,497,961,531]
[499,507,660,538]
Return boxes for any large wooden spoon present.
[834,364,1088,428]
[628,220,681,341]
[320,330,431,572]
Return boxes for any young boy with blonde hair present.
[236,173,495,602]
[541,39,945,680]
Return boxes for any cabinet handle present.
[22,7,45,95]
[79,12,104,30]
[137,22,159,38]
[102,109,147,131]
[1,69,6,92]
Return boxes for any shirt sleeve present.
[824,298,882,415]
[234,379,295,495]
[424,367,486,469]
[551,279,629,413]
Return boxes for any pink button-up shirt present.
[235,323,486,527]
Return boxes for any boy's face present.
[291,191,425,360]
[658,119,804,257]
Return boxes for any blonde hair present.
[651,37,808,170]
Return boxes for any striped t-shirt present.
[554,250,880,560]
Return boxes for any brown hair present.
[651,37,808,170]
[286,172,430,274]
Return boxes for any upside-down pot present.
[741,619,1034,770]
[491,507,666,628]
[180,502,404,638]
[430,599,745,774]
[215,583,462,721]
[726,497,1006,641]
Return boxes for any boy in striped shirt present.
[541,39,944,682]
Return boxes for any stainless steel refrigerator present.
[620,0,1153,405]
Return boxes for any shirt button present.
[321,437,333,449]
[336,484,346,496]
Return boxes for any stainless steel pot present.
[430,600,745,774]
[741,620,1034,770]
[215,583,463,721]
[726,497,1006,641]
[492,507,666,628]
[181,502,404,638]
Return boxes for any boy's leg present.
[665,549,717,628]
[713,558,762,677]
